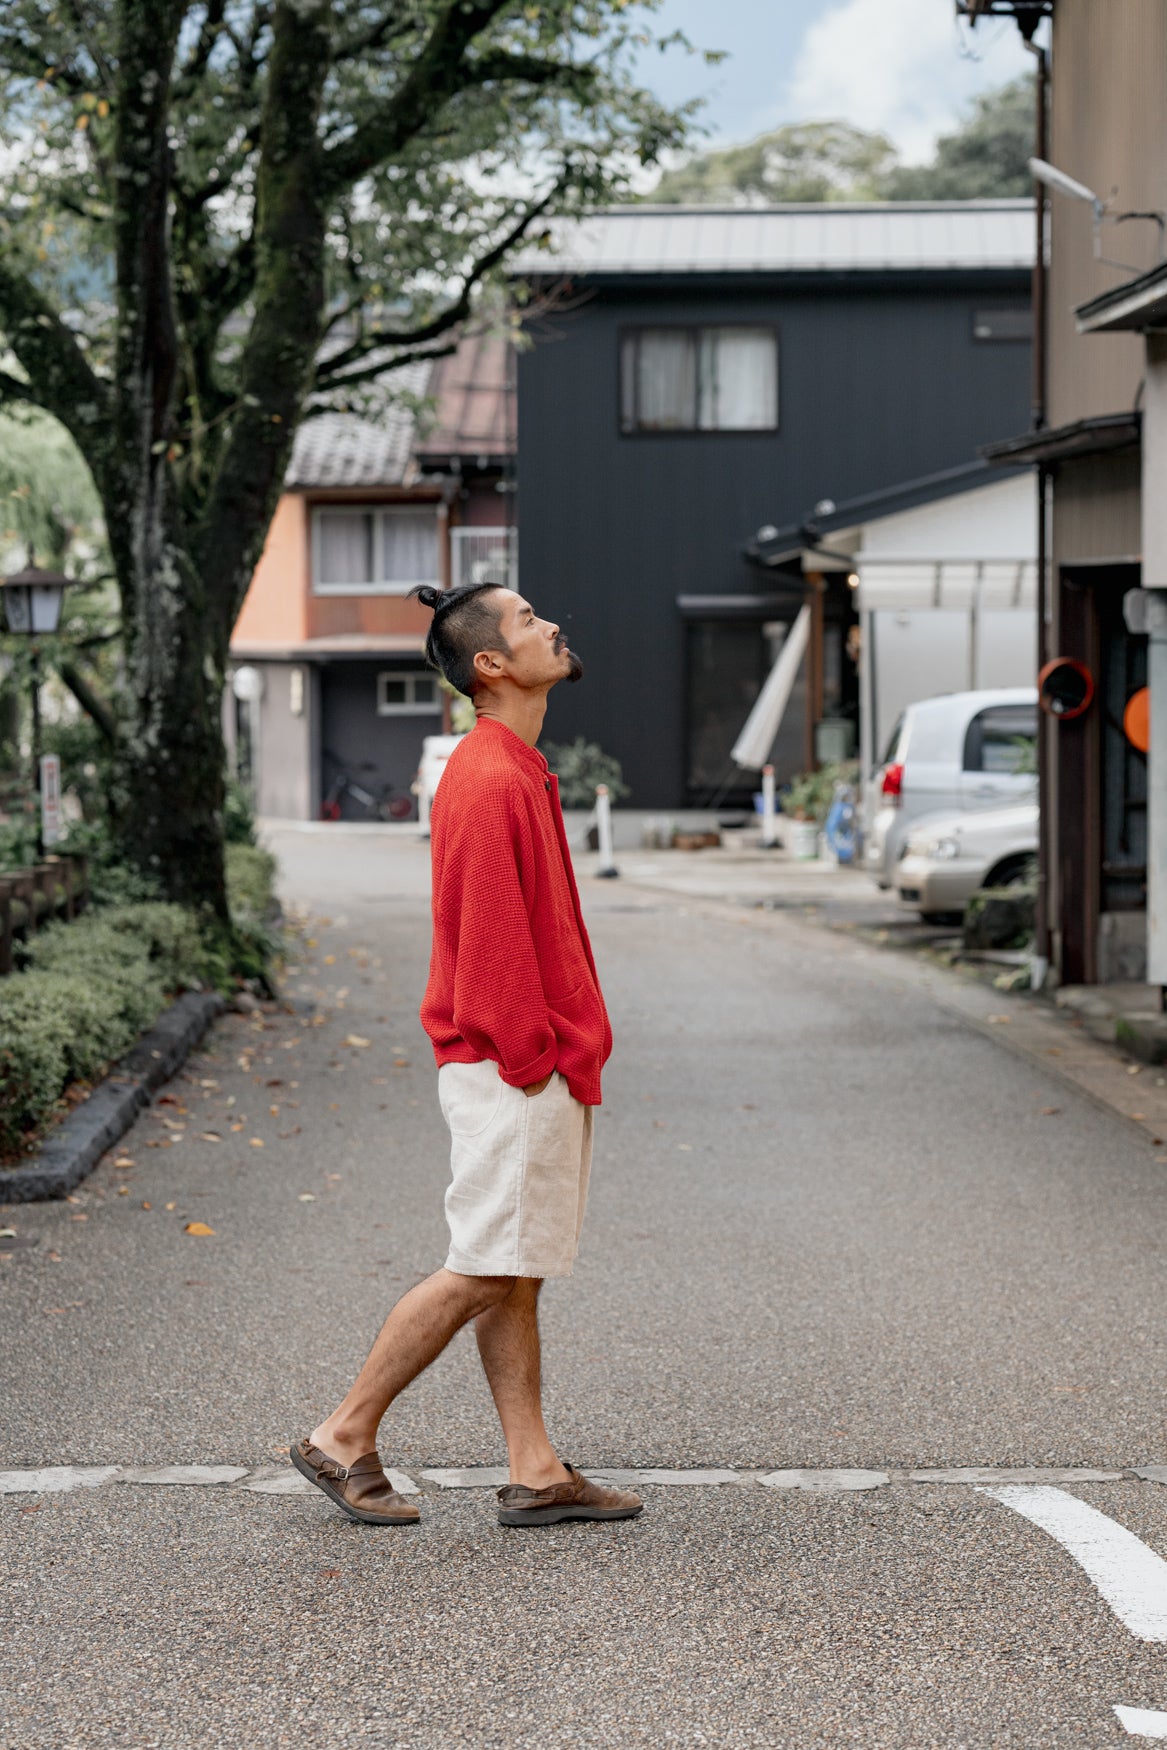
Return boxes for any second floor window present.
[313,506,439,594]
[620,326,778,433]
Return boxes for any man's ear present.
[473,649,505,684]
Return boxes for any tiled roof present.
[510,200,1034,277]
[285,360,432,488]
[414,330,513,461]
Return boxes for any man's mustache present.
[556,636,584,683]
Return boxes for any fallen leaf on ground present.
[1132,1112,1147,1121]
[249,1137,265,1148]
[987,1015,1010,1025]
[199,1132,221,1143]
[165,1201,176,1211]
[1041,1108,1060,1116]
[114,1156,134,1167]
[323,954,336,966]
[0,1227,15,1239]
[344,1035,371,1049]
[393,1057,410,1068]
[298,1193,316,1202]
[141,1201,151,1210]
[185,1221,215,1237]
[117,1186,129,1196]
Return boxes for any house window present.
[972,305,1032,342]
[620,327,778,433]
[313,506,440,593]
[376,671,441,715]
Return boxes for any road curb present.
[0,990,226,1204]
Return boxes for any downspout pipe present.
[1026,32,1053,980]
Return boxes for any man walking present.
[294,583,642,1530]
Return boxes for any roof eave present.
[982,412,1141,464]
[1076,264,1167,334]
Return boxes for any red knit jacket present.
[420,718,613,1106]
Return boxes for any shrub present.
[226,843,278,920]
[0,901,210,1156]
[541,737,630,808]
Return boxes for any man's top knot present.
[412,584,445,613]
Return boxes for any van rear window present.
[963,705,1037,774]
[879,714,905,768]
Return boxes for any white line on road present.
[1115,1706,1167,1739]
[982,1485,1167,1641]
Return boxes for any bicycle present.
[321,759,414,822]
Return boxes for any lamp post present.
[0,550,73,859]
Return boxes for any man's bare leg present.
[474,1277,571,1489]
[310,1267,516,1465]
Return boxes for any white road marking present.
[117,1464,249,1486]
[1115,1706,1167,1738]
[982,1485,1167,1641]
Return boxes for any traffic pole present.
[595,783,619,879]
[760,763,778,849]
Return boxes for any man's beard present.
[557,639,584,683]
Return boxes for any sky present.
[634,0,1040,164]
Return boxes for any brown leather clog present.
[292,1438,420,1526]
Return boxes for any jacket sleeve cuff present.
[497,1044,558,1091]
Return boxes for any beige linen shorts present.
[438,1060,594,1279]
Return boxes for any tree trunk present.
[115,528,231,923]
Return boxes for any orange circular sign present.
[1124,686,1151,753]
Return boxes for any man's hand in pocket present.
[522,1073,553,1098]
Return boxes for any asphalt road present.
[5,827,1167,1748]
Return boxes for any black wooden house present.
[511,202,1034,808]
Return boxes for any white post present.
[761,763,778,848]
[594,783,618,879]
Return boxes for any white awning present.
[730,605,810,770]
[857,559,1036,612]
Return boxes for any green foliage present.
[881,79,1034,200]
[541,737,630,808]
[0,408,107,575]
[0,902,209,1154]
[223,775,258,847]
[781,761,859,824]
[226,843,278,920]
[649,78,1034,206]
[652,122,896,204]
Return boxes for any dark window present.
[972,305,1033,343]
[620,327,778,432]
[963,704,1037,773]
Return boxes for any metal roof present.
[286,360,432,488]
[414,331,513,463]
[511,201,1035,278]
[747,460,1030,568]
[1076,261,1167,333]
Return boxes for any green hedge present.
[0,902,209,1155]
[0,841,281,1157]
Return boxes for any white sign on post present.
[39,754,63,848]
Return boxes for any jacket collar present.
[472,716,550,778]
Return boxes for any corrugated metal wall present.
[1051,453,1141,569]
[1048,0,1167,428]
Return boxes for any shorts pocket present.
[439,1062,505,1137]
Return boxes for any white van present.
[864,688,1037,888]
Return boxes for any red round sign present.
[1038,657,1095,720]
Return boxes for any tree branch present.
[314,187,559,386]
[320,0,514,193]
[311,339,458,398]
[57,659,117,745]
[0,260,111,468]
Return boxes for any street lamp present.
[0,550,75,858]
